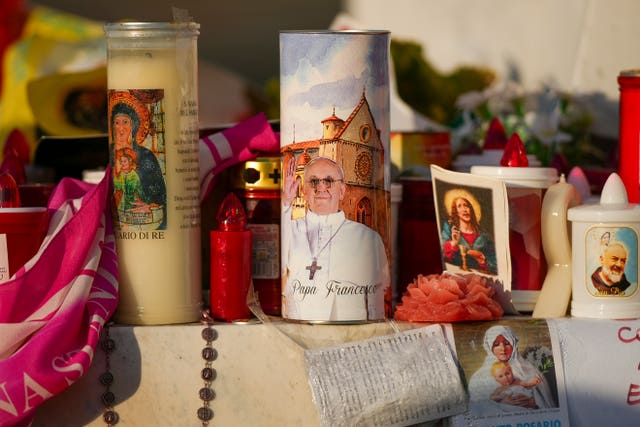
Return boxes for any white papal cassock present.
[282,207,390,321]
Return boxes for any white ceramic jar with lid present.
[568,173,640,319]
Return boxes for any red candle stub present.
[0,148,27,186]
[210,193,253,322]
[216,191,248,231]
[3,128,31,165]
[484,117,508,150]
[0,171,21,208]
[500,133,529,167]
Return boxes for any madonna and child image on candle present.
[279,30,392,323]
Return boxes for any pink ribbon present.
[199,113,279,201]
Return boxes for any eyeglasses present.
[306,177,343,189]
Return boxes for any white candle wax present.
[106,23,201,325]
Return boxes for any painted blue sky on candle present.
[280,31,389,145]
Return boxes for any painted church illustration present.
[281,91,389,252]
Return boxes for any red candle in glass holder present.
[209,192,253,321]
[618,70,640,203]
[0,170,49,282]
[231,157,282,316]
[472,133,558,311]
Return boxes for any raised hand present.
[282,158,300,207]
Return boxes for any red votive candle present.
[618,70,640,203]
[210,192,253,321]
[231,157,282,316]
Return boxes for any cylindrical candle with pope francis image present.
[279,30,391,323]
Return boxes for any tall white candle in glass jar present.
[105,22,201,325]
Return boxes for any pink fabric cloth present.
[0,114,276,426]
[0,170,118,427]
[199,113,279,202]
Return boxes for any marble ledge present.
[31,317,640,426]
[32,320,419,427]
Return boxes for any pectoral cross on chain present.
[306,258,322,280]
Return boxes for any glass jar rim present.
[104,21,200,36]
[280,29,389,36]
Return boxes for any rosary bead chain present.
[198,310,218,426]
[101,322,119,426]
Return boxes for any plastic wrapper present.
[304,324,467,427]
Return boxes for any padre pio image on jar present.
[279,30,392,323]
[584,227,638,298]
